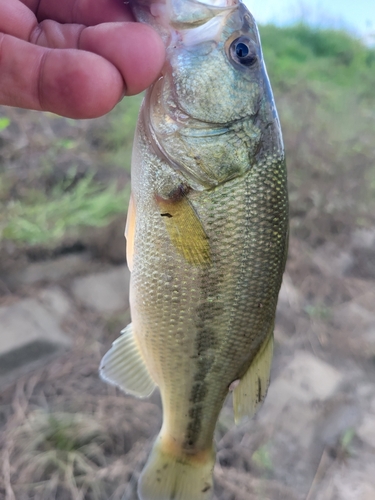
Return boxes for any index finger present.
[0,33,124,118]
[21,0,133,24]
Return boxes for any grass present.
[11,411,108,499]
[100,95,143,172]
[0,25,374,250]
[258,23,375,245]
[340,427,355,454]
[0,373,161,500]
[304,304,332,321]
[0,117,10,131]
[0,174,129,246]
[4,409,113,500]
[252,444,273,473]
[0,96,140,249]
[0,23,373,500]
[260,23,375,93]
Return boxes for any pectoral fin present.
[156,195,210,266]
[125,194,136,273]
[99,323,156,398]
[233,331,274,423]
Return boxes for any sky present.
[245,0,375,42]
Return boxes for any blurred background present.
[0,1,375,499]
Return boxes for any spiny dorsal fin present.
[233,331,274,423]
[100,323,156,398]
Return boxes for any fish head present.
[168,2,271,121]
[133,0,284,189]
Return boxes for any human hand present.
[0,0,165,118]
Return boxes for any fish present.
[99,1,288,499]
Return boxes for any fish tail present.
[138,434,215,500]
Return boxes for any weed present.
[5,410,110,500]
[304,304,332,320]
[0,176,129,246]
[260,23,375,92]
[252,444,273,472]
[0,378,161,500]
[97,95,143,172]
[0,117,10,131]
[340,427,355,454]
[54,138,78,151]
[258,22,375,245]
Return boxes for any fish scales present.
[100,1,288,499]
[132,120,287,449]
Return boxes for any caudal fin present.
[138,435,215,500]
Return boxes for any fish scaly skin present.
[100,1,288,499]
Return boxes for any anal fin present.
[100,323,156,398]
[233,331,274,423]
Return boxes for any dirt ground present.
[0,107,375,500]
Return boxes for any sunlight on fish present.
[100,0,288,499]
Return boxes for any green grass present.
[304,304,332,321]
[99,94,143,172]
[252,444,273,472]
[1,24,374,249]
[0,117,10,131]
[260,23,375,94]
[0,175,129,245]
[340,427,355,452]
[258,23,375,243]
[0,97,140,248]
[8,410,111,500]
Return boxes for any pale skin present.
[0,0,166,119]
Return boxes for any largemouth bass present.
[100,1,288,499]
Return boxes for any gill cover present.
[136,0,283,190]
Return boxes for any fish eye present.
[230,37,257,67]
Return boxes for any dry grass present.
[0,371,161,500]
[0,23,374,500]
